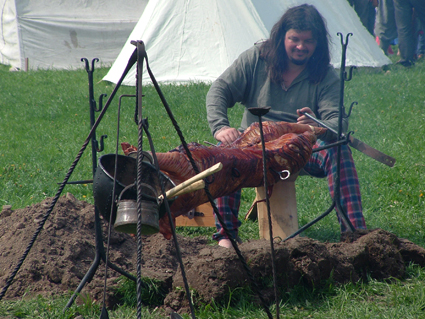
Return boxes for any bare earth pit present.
[1,194,425,315]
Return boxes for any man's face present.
[284,29,317,66]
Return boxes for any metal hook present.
[344,101,357,118]
[338,32,353,46]
[344,66,356,81]
[91,58,99,72]
[270,169,291,180]
[81,57,89,71]
[95,135,107,152]
[342,131,354,145]
[81,57,99,72]
[94,93,108,112]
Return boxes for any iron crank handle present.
[298,111,341,136]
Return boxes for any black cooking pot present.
[93,154,175,224]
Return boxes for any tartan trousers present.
[213,140,367,241]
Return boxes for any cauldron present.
[93,154,176,229]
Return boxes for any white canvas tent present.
[0,0,148,70]
[103,0,391,86]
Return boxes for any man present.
[393,0,425,66]
[206,4,367,248]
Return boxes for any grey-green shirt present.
[206,44,347,141]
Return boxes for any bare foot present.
[218,239,232,248]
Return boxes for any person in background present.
[375,0,398,55]
[393,0,425,66]
[206,4,367,248]
[416,18,425,59]
[348,0,379,35]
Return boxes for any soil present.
[1,194,425,316]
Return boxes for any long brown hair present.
[260,4,331,84]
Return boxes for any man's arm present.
[206,78,234,138]
[313,67,348,141]
[206,47,257,143]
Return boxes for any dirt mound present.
[1,194,424,313]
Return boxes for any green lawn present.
[0,50,425,318]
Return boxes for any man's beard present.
[289,49,311,65]
[290,57,309,65]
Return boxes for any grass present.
[2,264,425,318]
[1,49,425,318]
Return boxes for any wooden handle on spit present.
[167,180,205,198]
[158,162,223,200]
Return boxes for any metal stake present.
[282,33,357,242]
[248,106,280,319]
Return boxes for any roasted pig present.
[122,121,326,239]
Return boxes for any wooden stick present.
[158,162,223,201]
[167,180,205,198]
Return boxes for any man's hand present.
[296,107,318,126]
[215,127,241,145]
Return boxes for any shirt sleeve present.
[206,47,256,137]
[315,67,349,141]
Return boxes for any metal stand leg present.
[64,208,136,310]
[64,58,136,311]
[281,33,358,242]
